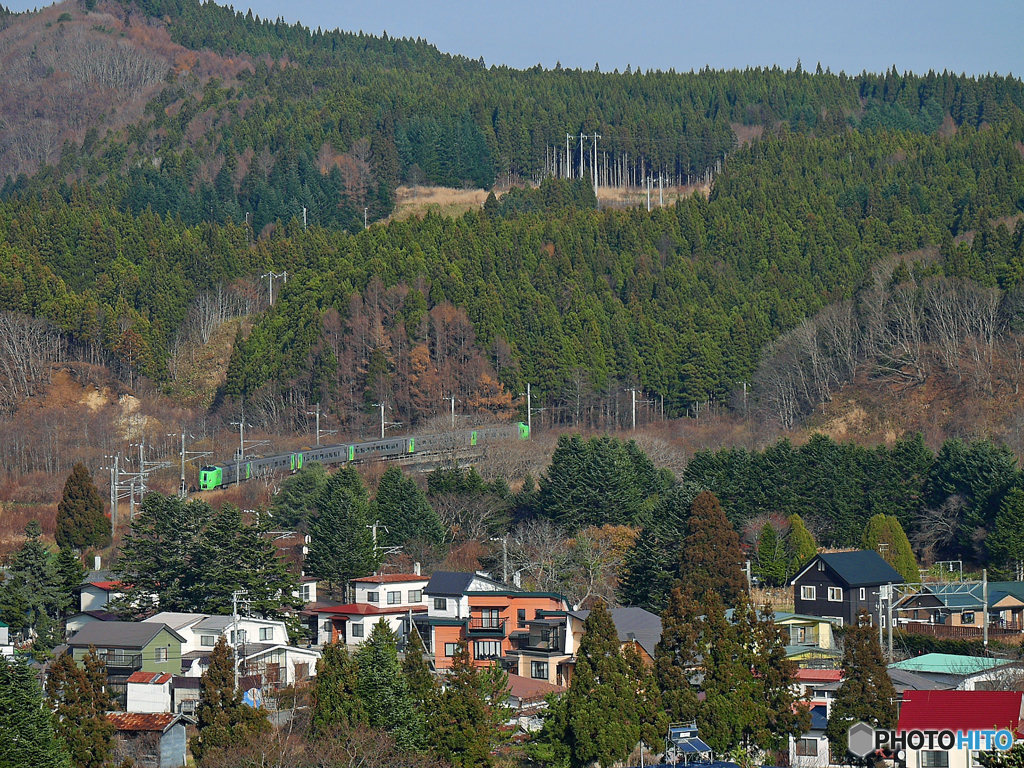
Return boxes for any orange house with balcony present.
[413,572,569,671]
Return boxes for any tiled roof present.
[106,712,180,732]
[126,671,172,685]
[898,691,1024,736]
[351,574,427,584]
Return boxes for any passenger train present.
[198,422,530,490]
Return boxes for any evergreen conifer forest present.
[1,2,1024,764]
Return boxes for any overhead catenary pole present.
[566,134,573,179]
[527,383,532,434]
[592,132,601,189]
[984,568,989,648]
[579,132,585,180]
[180,432,187,498]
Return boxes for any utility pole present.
[566,134,573,179]
[526,383,532,434]
[179,432,186,497]
[579,132,585,180]
[591,132,601,190]
[984,568,989,648]
[372,403,386,440]
[260,270,287,306]
[659,173,663,207]
[109,454,118,533]
[302,207,307,230]
[646,176,652,212]
[627,388,637,431]
[232,590,247,692]
[230,420,246,486]
[307,404,322,445]
[364,207,368,229]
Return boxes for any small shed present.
[107,712,192,767]
[126,671,173,713]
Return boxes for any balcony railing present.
[468,616,507,635]
[94,652,143,672]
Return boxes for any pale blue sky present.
[8,0,1023,76]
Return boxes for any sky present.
[7,0,1024,77]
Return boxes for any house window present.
[801,586,816,601]
[351,624,364,638]
[387,591,401,605]
[408,590,422,603]
[531,661,549,680]
[434,598,448,611]
[792,627,807,644]
[921,751,949,768]
[366,592,379,603]
[230,630,246,644]
[301,585,311,601]
[517,609,526,627]
[155,647,168,663]
[796,739,818,757]
[962,612,975,625]
[828,587,843,602]
[444,643,458,657]
[259,627,273,641]
[817,560,825,571]
[200,635,216,647]
[474,641,502,660]
[860,588,866,600]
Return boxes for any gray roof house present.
[791,551,904,627]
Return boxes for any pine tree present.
[355,621,424,751]
[190,637,270,763]
[547,600,646,768]
[787,513,817,571]
[861,514,919,583]
[989,487,1024,578]
[310,641,365,735]
[402,627,437,712]
[429,640,508,768]
[55,548,85,620]
[619,482,703,612]
[373,466,446,546]
[56,463,110,551]
[825,611,897,760]
[0,521,67,651]
[0,655,70,768]
[680,491,746,605]
[46,650,114,768]
[306,472,380,597]
[270,462,328,530]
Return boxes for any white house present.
[126,671,173,714]
[306,573,430,647]
[142,612,289,656]
[0,619,11,656]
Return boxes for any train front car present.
[199,465,223,490]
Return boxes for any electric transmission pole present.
[591,132,601,189]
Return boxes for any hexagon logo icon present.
[848,722,875,757]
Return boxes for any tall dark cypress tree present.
[355,621,424,751]
[306,469,379,597]
[825,610,897,760]
[55,463,110,550]
[655,587,701,723]
[46,650,114,768]
[546,600,647,768]
[680,491,746,605]
[373,466,446,546]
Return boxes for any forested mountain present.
[0,0,1022,436]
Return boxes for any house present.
[504,606,662,687]
[142,612,290,656]
[791,551,904,627]
[66,622,184,710]
[126,671,173,713]
[108,712,192,767]
[170,676,200,716]
[79,572,123,612]
[0,618,11,656]
[898,691,1024,768]
[790,703,829,768]
[888,653,1024,690]
[296,576,318,604]
[413,571,569,671]
[304,573,430,647]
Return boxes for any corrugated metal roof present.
[351,574,427,584]
[898,691,1024,735]
[106,713,180,732]
[127,671,172,685]
[818,551,905,587]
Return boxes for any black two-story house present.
[791,551,904,628]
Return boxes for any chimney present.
[94,555,101,571]
[413,561,421,576]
